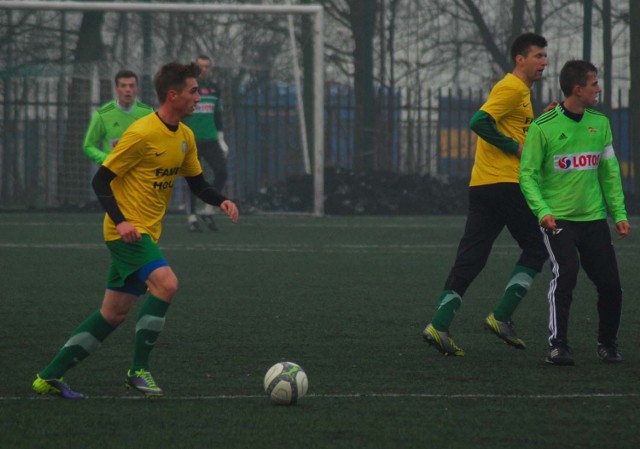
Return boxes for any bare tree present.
[58,10,105,206]
[322,0,378,170]
[595,0,612,116]
[458,0,513,74]
[376,0,400,170]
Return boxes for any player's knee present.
[100,307,129,326]
[146,266,179,300]
[154,272,179,300]
[100,290,137,326]
[165,277,179,298]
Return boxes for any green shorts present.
[105,234,168,296]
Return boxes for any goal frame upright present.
[0,0,325,216]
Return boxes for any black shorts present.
[444,183,548,295]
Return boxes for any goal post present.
[0,0,325,216]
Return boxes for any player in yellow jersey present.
[32,62,239,399]
[422,33,554,356]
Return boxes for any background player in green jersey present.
[422,33,553,357]
[183,55,229,232]
[520,60,629,366]
[32,61,239,399]
[82,69,153,164]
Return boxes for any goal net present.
[0,1,324,215]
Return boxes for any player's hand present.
[218,132,229,157]
[220,200,239,224]
[540,214,557,233]
[116,221,142,243]
[543,101,558,113]
[615,220,630,239]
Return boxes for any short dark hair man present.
[83,69,153,163]
[520,59,629,366]
[422,33,552,356]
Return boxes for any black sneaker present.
[188,221,203,232]
[545,343,574,366]
[200,214,219,232]
[597,343,623,363]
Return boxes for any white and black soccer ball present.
[263,361,308,405]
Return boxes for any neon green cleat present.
[32,374,85,399]
[422,323,465,356]
[125,369,164,397]
[484,313,526,349]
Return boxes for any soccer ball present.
[263,361,308,405]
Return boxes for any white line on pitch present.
[1,392,638,401]
[1,242,637,255]
[0,244,464,257]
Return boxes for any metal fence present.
[0,76,633,212]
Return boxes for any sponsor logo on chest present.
[193,102,215,113]
[554,152,600,171]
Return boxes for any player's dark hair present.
[510,33,547,63]
[559,60,598,97]
[153,62,201,103]
[114,69,138,86]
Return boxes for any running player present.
[32,62,239,399]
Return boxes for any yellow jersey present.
[470,73,533,186]
[102,113,202,242]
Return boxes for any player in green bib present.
[182,55,229,232]
[520,60,629,366]
[82,69,153,164]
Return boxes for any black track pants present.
[541,219,622,346]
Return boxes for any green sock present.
[431,290,462,331]
[131,294,170,371]
[40,310,116,379]
[493,265,537,321]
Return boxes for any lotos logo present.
[554,152,600,171]
[557,157,571,169]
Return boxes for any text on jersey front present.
[554,152,600,171]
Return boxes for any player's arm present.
[185,174,238,223]
[213,94,229,156]
[213,94,224,133]
[82,113,109,164]
[469,110,520,156]
[519,123,552,222]
[598,144,628,225]
[91,166,141,242]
